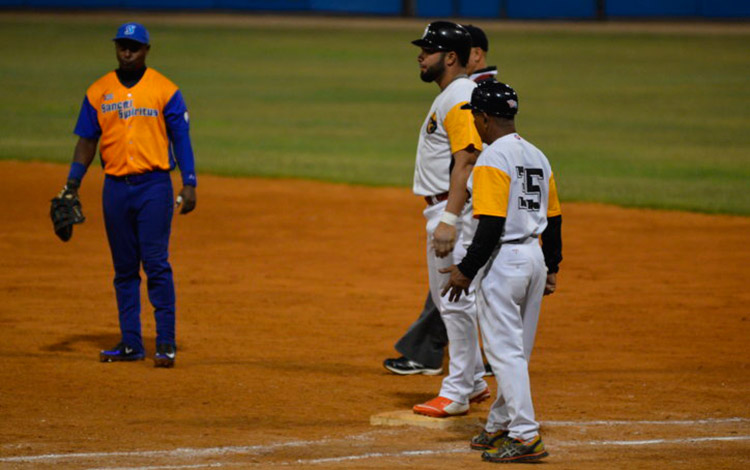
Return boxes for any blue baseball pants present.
[103,171,175,353]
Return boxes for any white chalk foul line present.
[543,417,749,427]
[3,418,748,465]
[293,448,467,465]
[0,435,367,464]
[577,435,750,446]
[86,436,750,470]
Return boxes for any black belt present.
[503,235,539,245]
[424,192,449,206]
[106,170,169,185]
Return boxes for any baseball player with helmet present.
[441,81,562,463]
[409,21,490,418]
[52,22,197,368]
[384,24,497,377]
[463,24,498,84]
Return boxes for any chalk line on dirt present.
[2,418,748,465]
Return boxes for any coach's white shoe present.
[413,396,469,418]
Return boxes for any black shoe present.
[383,356,442,375]
[99,342,145,362]
[483,362,494,376]
[154,343,176,368]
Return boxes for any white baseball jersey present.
[469,132,561,441]
[413,77,482,196]
[413,76,487,406]
[468,133,561,239]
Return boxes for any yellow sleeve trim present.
[547,172,562,217]
[472,166,510,217]
[444,102,482,154]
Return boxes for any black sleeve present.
[457,215,505,280]
[541,215,562,273]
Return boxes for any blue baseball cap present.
[113,22,150,45]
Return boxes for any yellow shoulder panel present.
[472,166,510,217]
[444,102,482,155]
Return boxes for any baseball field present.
[1,12,749,469]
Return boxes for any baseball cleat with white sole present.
[154,343,176,368]
[413,396,469,417]
[99,342,145,362]
[383,356,443,375]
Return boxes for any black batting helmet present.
[462,24,488,52]
[461,81,519,118]
[412,21,472,66]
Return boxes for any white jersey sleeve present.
[468,133,557,242]
[413,77,482,196]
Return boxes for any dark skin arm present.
[544,272,557,295]
[439,265,472,302]
[440,267,558,302]
[72,136,98,170]
[432,147,480,258]
[176,185,196,215]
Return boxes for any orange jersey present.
[78,68,181,177]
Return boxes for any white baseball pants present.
[423,200,487,404]
[476,237,546,441]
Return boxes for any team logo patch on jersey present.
[103,93,114,102]
[426,112,438,134]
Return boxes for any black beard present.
[420,56,446,83]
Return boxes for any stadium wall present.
[1,0,749,18]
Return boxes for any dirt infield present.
[1,160,749,469]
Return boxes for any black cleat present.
[154,343,176,368]
[383,356,442,375]
[99,342,145,362]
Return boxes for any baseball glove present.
[50,181,85,242]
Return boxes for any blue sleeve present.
[164,90,197,187]
[74,96,101,139]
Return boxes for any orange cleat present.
[413,396,469,418]
[469,386,491,404]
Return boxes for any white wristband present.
[440,211,458,226]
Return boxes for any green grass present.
[1,15,749,214]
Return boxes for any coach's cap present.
[412,21,471,63]
[461,81,519,118]
[462,24,488,52]
[113,22,150,45]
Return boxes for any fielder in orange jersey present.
[56,22,197,367]
[441,81,562,463]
